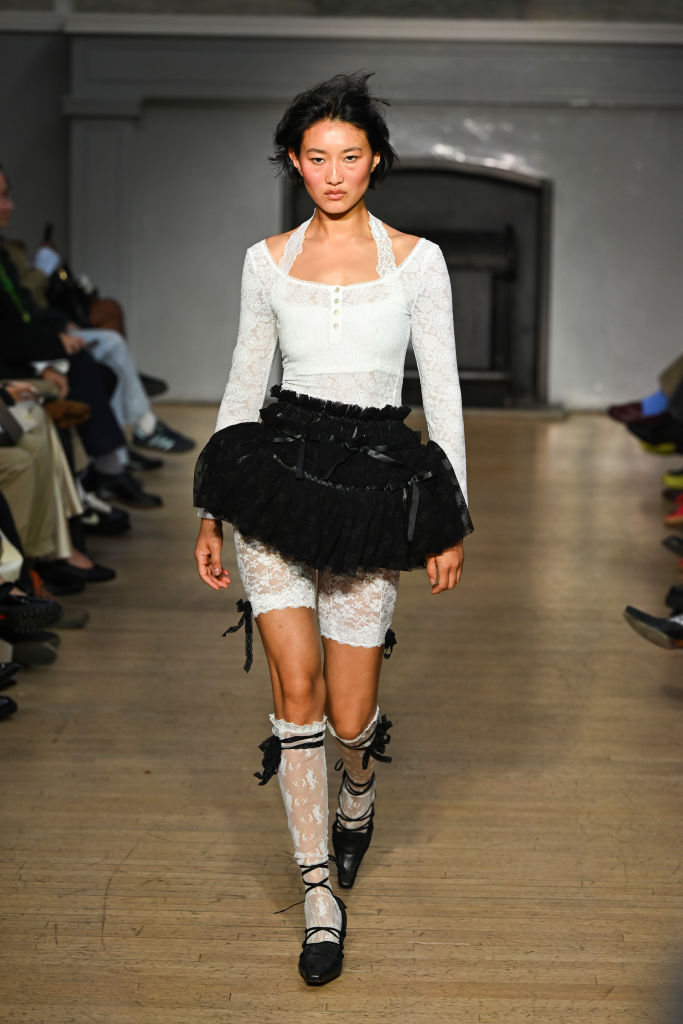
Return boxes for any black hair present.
[270,72,397,190]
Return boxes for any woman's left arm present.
[410,245,469,593]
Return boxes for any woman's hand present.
[195,517,231,591]
[4,381,39,402]
[426,541,464,594]
[59,331,86,355]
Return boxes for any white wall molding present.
[1,11,682,45]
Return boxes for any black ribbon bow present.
[362,714,394,770]
[383,628,397,660]
[223,598,254,673]
[254,734,281,786]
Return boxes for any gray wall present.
[0,33,68,249]
[64,32,683,409]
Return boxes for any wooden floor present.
[2,407,683,1024]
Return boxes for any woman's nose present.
[326,161,343,184]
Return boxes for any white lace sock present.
[328,709,392,832]
[269,715,342,944]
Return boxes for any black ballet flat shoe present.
[298,896,347,986]
[332,817,374,889]
[297,862,347,986]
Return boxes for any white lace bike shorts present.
[234,529,399,649]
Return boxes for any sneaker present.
[133,419,195,454]
[663,468,683,489]
[0,582,62,635]
[665,506,683,528]
[76,476,132,534]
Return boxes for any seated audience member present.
[0,167,194,458]
[0,381,115,591]
[0,208,161,509]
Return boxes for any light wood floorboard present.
[1,407,682,1023]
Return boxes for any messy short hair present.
[270,72,397,190]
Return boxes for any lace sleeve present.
[214,248,279,432]
[410,245,468,506]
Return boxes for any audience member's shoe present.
[139,372,168,398]
[665,585,683,613]
[28,572,89,628]
[623,606,683,649]
[665,505,683,528]
[0,695,17,720]
[133,420,195,454]
[628,414,683,454]
[36,559,116,586]
[662,488,683,503]
[79,489,132,535]
[607,401,649,423]
[12,637,58,666]
[0,661,22,689]
[663,468,683,490]
[94,469,163,509]
[0,582,61,635]
[127,447,164,472]
[662,536,683,557]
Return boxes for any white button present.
[333,323,339,329]
[334,286,340,292]
[334,309,339,315]
[334,298,340,304]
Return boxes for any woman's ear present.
[371,152,381,174]
[288,148,303,176]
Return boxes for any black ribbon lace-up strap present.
[332,765,376,830]
[254,728,325,786]
[223,598,253,673]
[361,713,393,770]
[383,628,397,659]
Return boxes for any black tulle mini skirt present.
[193,386,473,576]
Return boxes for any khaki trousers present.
[0,405,82,561]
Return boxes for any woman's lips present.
[324,191,346,199]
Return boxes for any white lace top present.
[213,211,468,503]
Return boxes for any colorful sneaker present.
[663,468,683,489]
[133,420,195,454]
[665,505,683,527]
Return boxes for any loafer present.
[623,606,683,649]
[36,560,116,586]
[11,638,58,666]
[94,469,162,509]
[127,447,164,471]
[332,819,374,889]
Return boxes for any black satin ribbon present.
[270,428,433,545]
[223,598,253,673]
[383,628,398,660]
[362,713,394,770]
[254,734,281,785]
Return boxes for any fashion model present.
[194,72,473,986]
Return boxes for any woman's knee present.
[277,669,325,724]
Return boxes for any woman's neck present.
[309,202,371,242]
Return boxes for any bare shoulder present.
[264,229,296,265]
[382,223,422,264]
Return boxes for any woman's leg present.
[318,567,400,887]
[233,531,344,980]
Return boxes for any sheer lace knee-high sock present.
[328,709,393,832]
[265,715,342,944]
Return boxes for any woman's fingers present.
[428,543,464,594]
[195,532,231,590]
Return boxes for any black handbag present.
[46,261,96,327]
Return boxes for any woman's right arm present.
[195,249,278,588]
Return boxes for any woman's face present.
[289,119,380,215]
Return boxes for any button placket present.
[330,285,342,342]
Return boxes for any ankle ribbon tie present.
[223,598,253,673]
